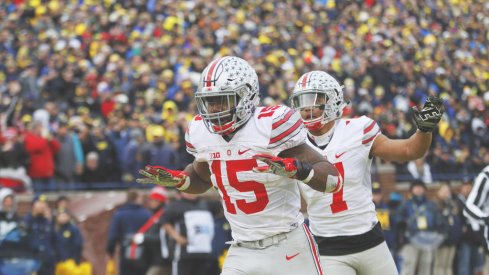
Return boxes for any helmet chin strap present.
[307,120,337,147]
[305,120,324,131]
[212,120,235,135]
[304,111,329,131]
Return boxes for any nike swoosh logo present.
[285,252,300,261]
[335,152,346,158]
[238,149,251,155]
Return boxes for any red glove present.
[253,154,342,193]
[253,154,310,180]
[137,165,189,190]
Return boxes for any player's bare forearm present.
[280,143,339,192]
[371,132,432,162]
[406,130,432,158]
[182,161,213,194]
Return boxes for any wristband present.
[295,160,314,181]
[302,169,315,183]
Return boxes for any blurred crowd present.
[1,0,488,192]
[1,179,487,275]
[0,186,231,275]
[372,180,486,275]
[0,190,85,275]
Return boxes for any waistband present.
[227,226,300,250]
[315,222,384,256]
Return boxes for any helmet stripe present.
[204,56,233,88]
[301,72,311,88]
[204,57,224,87]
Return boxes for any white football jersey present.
[300,116,381,237]
[186,105,307,242]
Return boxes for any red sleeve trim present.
[362,130,380,144]
[272,110,295,130]
[363,120,376,134]
[185,141,195,149]
[269,119,302,144]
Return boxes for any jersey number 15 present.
[211,159,269,214]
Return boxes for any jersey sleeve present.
[361,116,381,146]
[267,106,306,152]
[185,118,198,156]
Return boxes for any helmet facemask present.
[291,90,332,131]
[291,71,348,131]
[196,85,253,135]
[196,56,260,135]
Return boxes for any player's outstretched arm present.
[370,131,432,162]
[370,96,443,162]
[137,161,213,194]
[253,143,342,193]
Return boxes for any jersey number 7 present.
[211,159,269,214]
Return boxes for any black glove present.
[412,96,444,132]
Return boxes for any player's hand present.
[252,154,298,178]
[137,165,189,188]
[412,96,444,132]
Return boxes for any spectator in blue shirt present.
[121,128,147,182]
[0,188,40,275]
[397,181,445,275]
[107,189,151,275]
[24,195,57,275]
[54,209,83,264]
[141,127,179,170]
[372,183,401,270]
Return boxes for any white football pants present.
[320,241,398,275]
[221,224,323,275]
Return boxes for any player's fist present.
[137,165,189,189]
[252,154,298,178]
[412,96,444,132]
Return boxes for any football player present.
[137,57,343,275]
[290,71,443,275]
